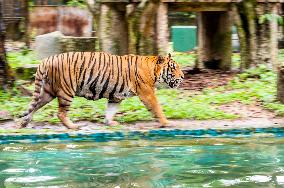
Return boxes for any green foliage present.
[226,66,282,115]
[232,53,241,69]
[172,52,241,69]
[0,83,238,124]
[259,14,283,25]
[66,0,87,8]
[172,52,196,68]
[7,50,40,69]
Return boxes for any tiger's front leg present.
[138,88,169,126]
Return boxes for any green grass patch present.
[172,52,196,68]
[172,52,241,69]
[219,65,284,115]
[7,50,40,69]
[232,53,241,69]
[0,84,238,124]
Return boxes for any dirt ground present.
[0,69,283,134]
[180,68,236,91]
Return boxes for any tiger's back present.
[40,52,155,102]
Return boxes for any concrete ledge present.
[1,118,283,136]
[0,125,284,144]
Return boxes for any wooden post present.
[127,0,159,55]
[277,66,284,103]
[197,11,232,71]
[0,2,13,90]
[270,3,279,69]
[156,2,169,55]
[99,3,128,55]
[24,0,30,48]
[255,2,279,68]
[232,3,258,71]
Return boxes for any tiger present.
[19,52,184,129]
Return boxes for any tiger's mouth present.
[169,78,183,88]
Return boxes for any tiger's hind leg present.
[19,86,55,128]
[57,95,78,129]
[105,102,120,126]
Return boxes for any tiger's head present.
[156,53,184,88]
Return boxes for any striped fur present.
[19,52,184,129]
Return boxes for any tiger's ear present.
[168,53,171,58]
[157,55,164,64]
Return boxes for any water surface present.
[1,136,284,187]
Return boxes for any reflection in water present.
[0,137,284,187]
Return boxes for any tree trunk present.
[234,0,279,70]
[256,2,279,69]
[24,0,30,47]
[277,66,284,103]
[156,2,169,55]
[197,11,232,71]
[99,3,128,55]
[86,0,100,37]
[233,0,257,70]
[128,0,159,55]
[0,2,13,90]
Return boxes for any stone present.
[0,110,12,121]
[35,31,64,59]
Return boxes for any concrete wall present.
[30,6,93,37]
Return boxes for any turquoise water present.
[1,136,284,187]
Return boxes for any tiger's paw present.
[105,120,120,126]
[64,123,79,130]
[158,120,171,128]
[16,116,32,129]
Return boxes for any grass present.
[7,50,40,69]
[172,52,196,68]
[204,64,283,115]
[0,87,238,124]
[171,52,241,69]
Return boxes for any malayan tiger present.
[19,52,184,129]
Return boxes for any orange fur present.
[19,52,184,129]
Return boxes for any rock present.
[0,111,12,121]
[35,31,64,59]
[35,31,97,60]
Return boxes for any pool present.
[1,129,284,187]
